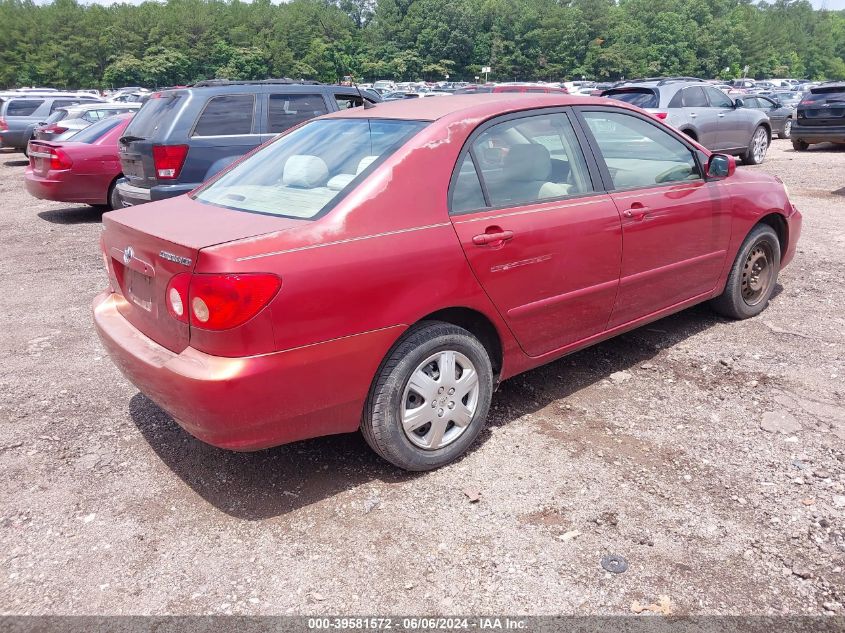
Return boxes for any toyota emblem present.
[123,246,134,265]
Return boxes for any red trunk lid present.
[102,195,303,353]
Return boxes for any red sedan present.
[25,113,132,210]
[93,95,801,470]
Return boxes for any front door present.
[577,108,731,328]
[449,110,622,357]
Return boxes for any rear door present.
[704,86,746,150]
[181,93,260,183]
[679,86,720,148]
[449,109,622,357]
[576,107,730,327]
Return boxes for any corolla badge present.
[122,246,134,265]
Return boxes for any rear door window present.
[267,94,328,134]
[192,94,255,137]
[682,87,708,108]
[6,100,43,116]
[50,99,82,113]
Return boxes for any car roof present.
[322,93,609,122]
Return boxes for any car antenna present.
[353,78,376,110]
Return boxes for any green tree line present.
[0,0,843,89]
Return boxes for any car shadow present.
[38,206,105,224]
[127,299,749,521]
[4,158,29,167]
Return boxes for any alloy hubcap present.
[752,129,768,162]
[401,350,479,450]
[783,120,792,137]
[741,243,773,305]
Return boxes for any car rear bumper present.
[93,291,402,451]
[25,169,106,205]
[116,181,196,207]
[791,124,845,143]
[0,129,26,149]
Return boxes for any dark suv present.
[791,82,845,151]
[116,80,380,207]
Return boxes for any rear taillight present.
[652,111,669,120]
[152,144,189,180]
[166,273,281,330]
[30,145,73,170]
[165,273,191,323]
[0,118,7,132]
[42,124,68,135]
[51,148,73,170]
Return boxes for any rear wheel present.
[107,177,125,210]
[710,224,781,320]
[792,138,809,151]
[742,126,769,165]
[362,321,493,471]
[779,119,792,139]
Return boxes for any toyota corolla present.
[93,95,801,471]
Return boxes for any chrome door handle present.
[718,113,726,117]
[689,113,697,118]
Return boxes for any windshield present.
[69,115,128,144]
[602,89,659,109]
[193,118,427,219]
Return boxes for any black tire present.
[362,321,493,471]
[107,177,125,210]
[710,224,781,320]
[741,125,769,165]
[792,138,809,151]
[779,119,792,140]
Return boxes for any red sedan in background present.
[25,113,132,210]
[93,95,801,471]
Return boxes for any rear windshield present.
[803,87,845,104]
[193,118,427,219]
[6,99,44,116]
[602,89,659,109]
[44,110,68,124]
[123,93,182,139]
[70,115,127,144]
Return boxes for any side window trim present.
[571,105,707,194]
[189,93,258,138]
[447,106,605,216]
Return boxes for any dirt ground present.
[0,139,843,617]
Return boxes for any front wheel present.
[742,126,769,165]
[710,224,781,320]
[779,119,792,139]
[362,321,493,471]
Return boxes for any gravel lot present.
[0,140,843,617]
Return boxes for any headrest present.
[502,144,551,181]
[356,155,378,174]
[282,155,328,188]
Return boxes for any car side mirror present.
[733,98,744,108]
[706,154,735,179]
